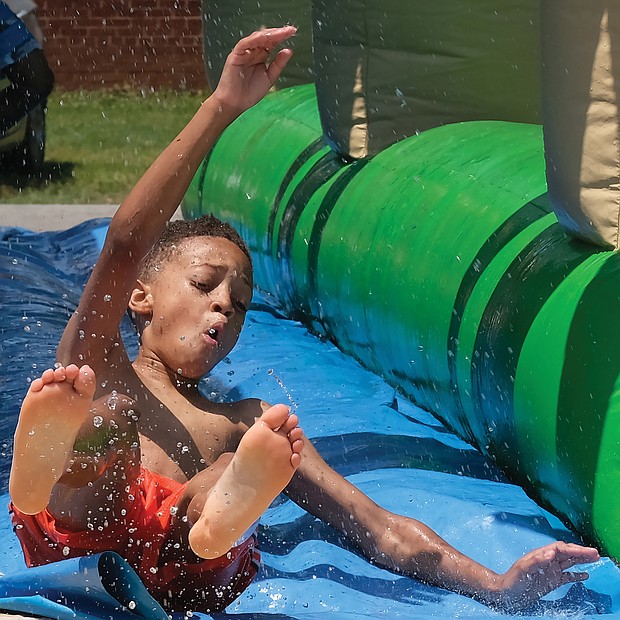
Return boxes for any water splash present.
[267,369,297,413]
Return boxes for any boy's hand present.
[213,26,297,117]
[494,541,600,611]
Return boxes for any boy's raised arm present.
[57,26,296,371]
[286,441,600,611]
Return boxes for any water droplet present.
[93,415,104,428]
[267,370,298,412]
[23,325,31,332]
[128,601,136,610]
[103,294,112,302]
[108,391,118,411]
[62,546,70,556]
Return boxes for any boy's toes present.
[280,413,300,435]
[258,404,290,430]
[28,377,45,393]
[53,366,67,382]
[291,437,304,455]
[290,452,302,469]
[288,426,304,445]
[64,364,81,382]
[40,368,56,386]
[74,365,96,398]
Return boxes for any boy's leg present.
[186,404,304,559]
[10,364,140,531]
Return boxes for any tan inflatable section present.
[542,1,620,249]
[201,0,313,91]
[312,0,541,159]
[199,1,620,246]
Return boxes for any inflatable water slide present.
[186,0,620,560]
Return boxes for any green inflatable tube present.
[183,85,620,559]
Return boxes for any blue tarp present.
[0,552,167,619]
[1,220,620,619]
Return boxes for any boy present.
[9,26,600,614]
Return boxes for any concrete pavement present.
[1,204,183,232]
[1,203,119,231]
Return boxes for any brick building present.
[36,0,209,91]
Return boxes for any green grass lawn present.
[0,89,208,204]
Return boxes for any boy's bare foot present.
[189,404,304,559]
[10,364,96,515]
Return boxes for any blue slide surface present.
[1,221,620,619]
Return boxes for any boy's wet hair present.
[139,214,253,281]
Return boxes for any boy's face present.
[139,236,253,379]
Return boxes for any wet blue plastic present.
[0,551,167,619]
[2,221,620,619]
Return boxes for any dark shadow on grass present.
[0,160,75,190]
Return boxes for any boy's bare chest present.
[140,402,241,477]
[109,367,247,482]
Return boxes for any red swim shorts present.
[10,467,261,614]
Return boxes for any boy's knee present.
[182,453,235,523]
[72,393,139,454]
[213,452,234,468]
[188,453,235,492]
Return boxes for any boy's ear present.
[128,280,153,316]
